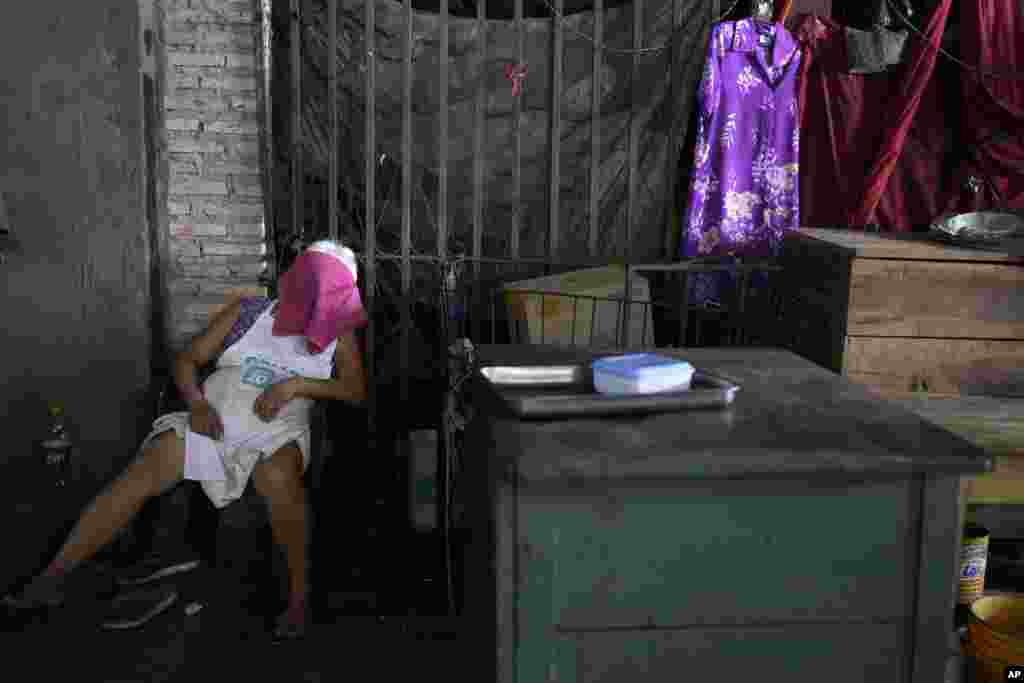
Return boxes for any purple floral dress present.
[681,19,802,306]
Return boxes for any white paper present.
[184,430,228,482]
[219,413,253,447]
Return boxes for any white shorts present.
[138,412,312,509]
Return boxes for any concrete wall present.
[162,0,268,349]
[0,1,151,483]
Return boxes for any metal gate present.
[258,0,795,617]
[262,0,738,439]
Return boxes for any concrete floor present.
[0,463,977,683]
[2,542,469,683]
[0,557,974,683]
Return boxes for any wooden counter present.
[887,395,1024,505]
[458,345,990,683]
[778,228,1024,397]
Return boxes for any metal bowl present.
[929,211,1024,250]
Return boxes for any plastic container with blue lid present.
[591,354,695,395]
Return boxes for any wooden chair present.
[153,357,334,566]
[122,319,357,615]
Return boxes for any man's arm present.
[290,332,367,405]
[173,297,244,408]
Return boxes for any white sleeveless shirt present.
[202,301,337,450]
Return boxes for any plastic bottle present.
[40,401,74,488]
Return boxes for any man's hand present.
[254,378,298,422]
[189,400,224,440]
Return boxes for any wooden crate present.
[779,228,1024,397]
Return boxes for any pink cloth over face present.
[272,250,368,354]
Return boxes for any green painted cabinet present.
[459,346,991,683]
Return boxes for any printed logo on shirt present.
[240,356,295,389]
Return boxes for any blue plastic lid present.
[591,354,693,379]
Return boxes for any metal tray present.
[478,364,740,419]
[929,211,1024,251]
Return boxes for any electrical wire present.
[885,0,1024,81]
[533,0,743,55]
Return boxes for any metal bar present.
[438,0,449,261]
[342,32,354,252]
[328,0,338,241]
[547,0,564,260]
[695,306,703,346]
[662,0,683,259]
[364,0,377,439]
[589,298,598,346]
[290,0,303,243]
[620,0,643,346]
[540,294,546,345]
[626,0,642,260]
[501,288,643,306]
[436,416,450,611]
[260,0,277,284]
[490,289,497,343]
[571,296,578,346]
[467,271,477,342]
[770,272,785,347]
[630,261,783,273]
[677,272,689,346]
[588,0,603,257]
[512,0,524,259]
[401,0,414,409]
[472,0,486,279]
[617,298,626,347]
[640,302,649,346]
[736,268,749,345]
[366,253,453,263]
[618,266,626,348]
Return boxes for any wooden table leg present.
[911,475,963,683]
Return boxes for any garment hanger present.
[751,0,774,25]
[750,0,775,49]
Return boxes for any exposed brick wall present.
[161,0,267,350]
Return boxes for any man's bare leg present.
[10,430,185,606]
[252,442,309,639]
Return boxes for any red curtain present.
[773,0,794,23]
[848,0,952,225]
[949,0,1024,212]
[775,0,831,27]
[795,14,954,231]
[795,0,1024,232]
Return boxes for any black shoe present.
[115,551,201,587]
[100,585,179,631]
